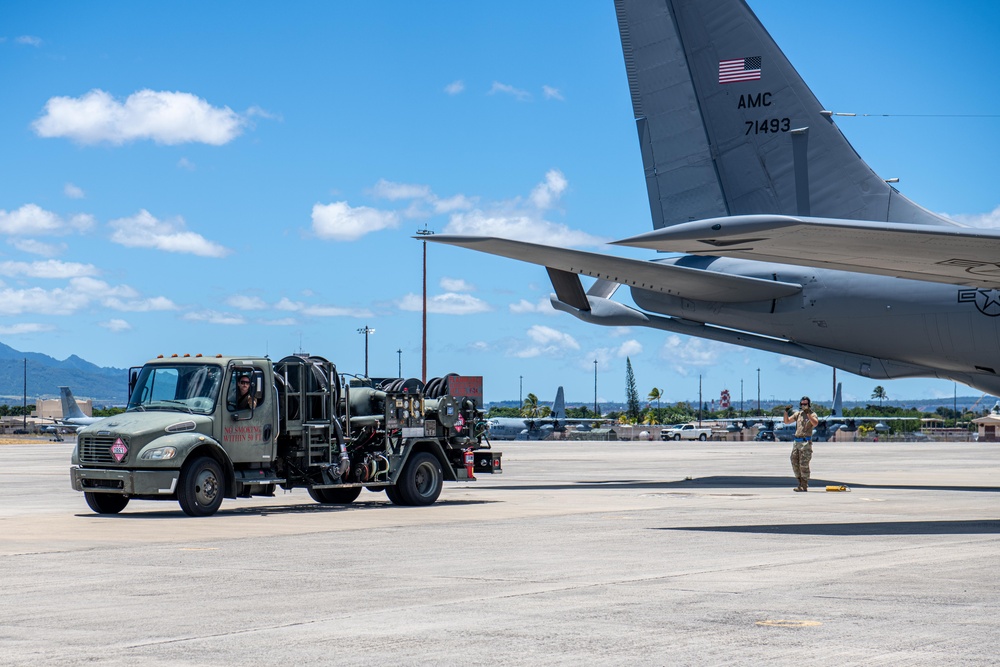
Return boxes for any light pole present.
[593,359,598,416]
[396,348,402,378]
[358,325,375,377]
[756,367,761,416]
[519,375,523,410]
[416,226,435,383]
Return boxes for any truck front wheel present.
[397,452,443,506]
[308,486,362,504]
[673,434,681,441]
[84,492,129,514]
[178,456,224,517]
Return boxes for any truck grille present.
[79,435,129,465]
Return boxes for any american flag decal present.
[719,56,762,84]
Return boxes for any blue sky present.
[2,1,999,407]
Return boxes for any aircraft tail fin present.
[59,386,88,420]
[552,386,566,420]
[613,0,951,229]
[831,382,843,417]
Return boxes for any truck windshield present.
[127,364,222,415]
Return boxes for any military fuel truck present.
[70,353,501,516]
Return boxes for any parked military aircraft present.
[428,0,1000,396]
[487,386,602,440]
[41,386,102,438]
[747,383,909,441]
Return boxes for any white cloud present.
[259,317,297,326]
[300,305,373,318]
[15,35,42,47]
[0,323,54,335]
[778,356,820,371]
[488,81,531,101]
[442,170,604,247]
[542,85,565,101]
[0,277,174,315]
[99,319,131,332]
[432,194,475,214]
[7,238,67,257]
[440,277,473,292]
[183,310,247,325]
[64,183,85,199]
[398,292,491,315]
[104,296,178,312]
[0,259,98,279]
[616,339,643,357]
[109,209,231,257]
[226,295,268,310]
[369,179,432,201]
[0,204,94,235]
[269,296,371,318]
[444,209,603,246]
[948,205,1000,228]
[444,80,465,95]
[177,157,196,171]
[514,325,580,358]
[529,169,568,210]
[275,297,302,311]
[32,89,246,146]
[659,336,727,375]
[509,298,556,315]
[311,201,400,241]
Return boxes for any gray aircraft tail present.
[613,0,952,229]
[552,386,566,420]
[831,382,843,417]
[59,386,88,420]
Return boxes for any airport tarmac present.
[1,439,997,666]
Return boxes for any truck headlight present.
[140,446,177,461]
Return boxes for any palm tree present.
[871,385,887,408]
[521,392,539,417]
[647,387,662,410]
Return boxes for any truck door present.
[222,366,276,464]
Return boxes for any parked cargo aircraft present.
[428,0,1000,396]
[727,382,915,442]
[488,386,602,440]
[42,386,102,435]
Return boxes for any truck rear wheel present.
[178,456,224,517]
[385,485,405,505]
[84,492,129,514]
[699,433,707,441]
[308,486,362,504]
[397,452,443,506]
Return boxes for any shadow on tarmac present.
[658,519,1000,536]
[74,498,495,519]
[484,475,1000,493]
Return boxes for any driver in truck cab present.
[230,374,257,411]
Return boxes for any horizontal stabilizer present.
[426,235,801,303]
[614,215,1000,289]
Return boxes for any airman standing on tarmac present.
[784,396,819,492]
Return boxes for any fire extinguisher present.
[464,448,475,479]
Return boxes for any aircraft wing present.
[427,235,802,303]
[613,215,1000,289]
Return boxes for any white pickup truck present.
[662,423,713,441]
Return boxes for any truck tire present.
[84,492,129,514]
[178,456,224,517]
[384,485,405,505]
[699,433,707,441]
[308,486,362,504]
[396,452,443,506]
[673,434,681,441]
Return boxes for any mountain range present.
[0,342,127,405]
